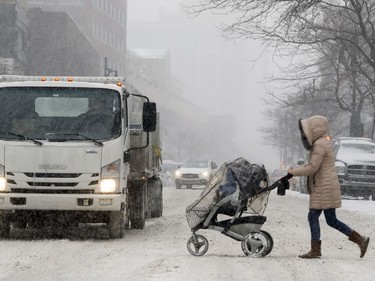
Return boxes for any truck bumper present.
[0,193,124,211]
[338,178,375,200]
[175,179,208,186]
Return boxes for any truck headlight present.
[0,165,5,191]
[175,170,181,177]
[335,161,346,175]
[0,178,6,191]
[99,160,120,193]
[202,171,209,178]
[100,179,117,193]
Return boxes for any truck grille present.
[24,173,81,178]
[182,173,199,178]
[6,172,99,194]
[27,182,78,187]
[347,165,375,182]
[10,188,95,194]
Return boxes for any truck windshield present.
[0,87,122,141]
[338,142,375,156]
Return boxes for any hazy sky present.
[127,0,280,170]
[128,0,180,21]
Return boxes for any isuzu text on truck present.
[0,75,163,238]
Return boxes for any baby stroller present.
[185,157,291,257]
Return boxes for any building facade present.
[0,0,28,74]
[27,0,128,76]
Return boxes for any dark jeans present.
[308,208,353,241]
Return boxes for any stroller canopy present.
[223,157,268,199]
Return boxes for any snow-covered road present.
[0,186,373,281]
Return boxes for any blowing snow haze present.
[0,0,279,170]
[127,0,279,170]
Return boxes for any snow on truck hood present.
[178,167,209,174]
[4,145,102,173]
[335,139,375,165]
[336,152,375,165]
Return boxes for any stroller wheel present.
[241,231,272,258]
[259,230,274,256]
[187,234,209,256]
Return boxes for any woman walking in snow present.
[287,115,370,259]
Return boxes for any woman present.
[287,115,370,259]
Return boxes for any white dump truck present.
[0,75,163,238]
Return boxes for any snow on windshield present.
[338,142,375,156]
[336,140,375,163]
[183,161,209,168]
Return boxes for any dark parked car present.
[333,137,375,200]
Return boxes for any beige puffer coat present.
[289,115,342,209]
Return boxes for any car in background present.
[175,160,218,189]
[333,137,375,200]
[160,160,183,186]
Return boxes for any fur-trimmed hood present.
[299,115,329,146]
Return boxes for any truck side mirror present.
[143,102,157,132]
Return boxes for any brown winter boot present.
[299,240,322,259]
[349,230,370,258]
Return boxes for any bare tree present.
[260,74,342,165]
[186,0,375,138]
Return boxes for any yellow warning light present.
[116,82,122,87]
[67,77,74,82]
[54,77,61,81]
[41,77,47,81]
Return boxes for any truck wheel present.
[145,184,152,219]
[148,178,163,218]
[175,183,181,189]
[124,203,130,230]
[0,212,11,238]
[128,183,146,229]
[108,207,125,239]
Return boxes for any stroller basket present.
[215,215,267,238]
[216,215,267,228]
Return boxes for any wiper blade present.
[46,133,103,146]
[70,133,104,146]
[0,131,43,146]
